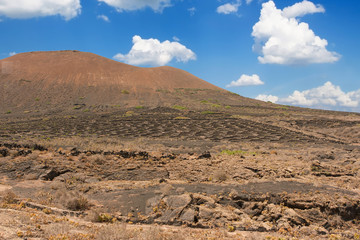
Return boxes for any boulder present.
[40,169,65,181]
[163,194,192,209]
[198,206,215,221]
[282,208,309,226]
[157,207,184,223]
[179,208,196,223]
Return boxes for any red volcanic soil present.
[0,50,232,112]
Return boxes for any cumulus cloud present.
[0,0,81,20]
[9,52,16,56]
[98,0,172,12]
[97,14,110,22]
[113,35,196,66]
[282,0,324,18]
[246,0,254,4]
[282,82,358,107]
[252,0,339,65]
[256,82,360,110]
[216,2,240,15]
[256,94,279,103]
[348,90,360,104]
[227,74,264,87]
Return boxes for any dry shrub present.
[1,190,17,204]
[54,187,78,208]
[87,210,100,222]
[213,170,228,182]
[66,196,90,211]
[88,154,105,165]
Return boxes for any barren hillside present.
[0,50,252,113]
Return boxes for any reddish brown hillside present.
[0,50,263,113]
[0,51,226,111]
[1,50,221,89]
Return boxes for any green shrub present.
[174,116,190,120]
[156,89,170,93]
[135,106,144,109]
[94,213,114,223]
[227,225,236,232]
[173,105,187,110]
[123,111,134,117]
[121,90,130,94]
[221,149,256,156]
[275,106,289,110]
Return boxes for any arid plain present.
[0,51,359,239]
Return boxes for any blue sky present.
[0,0,359,112]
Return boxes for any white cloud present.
[256,82,360,110]
[226,74,264,87]
[9,51,16,56]
[246,0,254,4]
[252,0,339,65]
[0,0,81,20]
[282,0,324,18]
[216,2,240,15]
[256,94,279,103]
[98,0,172,12]
[348,89,360,104]
[97,14,110,22]
[172,36,180,42]
[282,82,358,108]
[188,7,196,16]
[113,35,196,66]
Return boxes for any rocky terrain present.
[0,106,360,240]
[0,51,359,239]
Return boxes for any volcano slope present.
[0,50,252,114]
[0,51,360,239]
